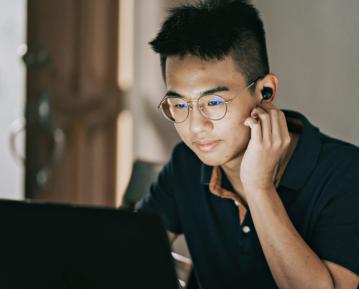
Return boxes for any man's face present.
[165,55,258,167]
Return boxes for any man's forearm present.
[246,186,334,289]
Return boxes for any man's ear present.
[255,73,279,104]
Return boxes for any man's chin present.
[187,142,232,166]
[195,152,227,167]
[192,145,245,167]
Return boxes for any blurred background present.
[1,0,358,206]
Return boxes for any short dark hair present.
[149,0,269,86]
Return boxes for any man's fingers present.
[278,111,291,146]
[244,117,262,143]
[251,106,271,144]
[269,109,281,144]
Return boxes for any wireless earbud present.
[261,87,273,100]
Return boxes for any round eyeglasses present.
[158,82,255,123]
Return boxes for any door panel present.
[26,0,120,206]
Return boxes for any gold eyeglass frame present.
[157,81,256,123]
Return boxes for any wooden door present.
[25,0,121,206]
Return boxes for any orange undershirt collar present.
[208,166,247,225]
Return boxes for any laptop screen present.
[0,200,179,289]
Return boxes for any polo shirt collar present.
[200,109,322,191]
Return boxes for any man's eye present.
[207,97,224,106]
[174,103,188,109]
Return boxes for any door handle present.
[9,117,25,164]
[9,117,66,188]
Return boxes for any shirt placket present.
[209,166,252,235]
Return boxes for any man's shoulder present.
[319,133,358,169]
[315,133,359,199]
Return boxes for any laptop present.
[0,199,179,289]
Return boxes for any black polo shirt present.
[137,109,359,289]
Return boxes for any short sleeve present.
[309,161,359,275]
[135,155,183,235]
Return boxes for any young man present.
[137,1,359,288]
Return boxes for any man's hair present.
[149,0,269,86]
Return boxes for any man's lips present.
[193,140,221,152]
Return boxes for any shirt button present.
[242,226,251,234]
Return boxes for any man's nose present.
[188,103,213,134]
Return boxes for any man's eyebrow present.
[165,90,183,98]
[201,86,229,96]
[165,86,230,98]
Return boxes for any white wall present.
[0,0,26,199]
[253,0,359,145]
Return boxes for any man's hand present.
[241,103,291,194]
